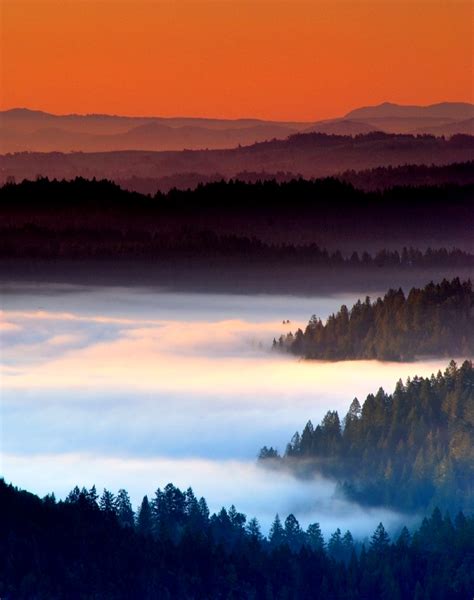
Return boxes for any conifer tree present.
[116,489,134,527]
[136,495,153,537]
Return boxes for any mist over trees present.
[110,161,474,194]
[13,161,469,197]
[261,360,474,513]
[276,279,474,361]
[337,161,474,191]
[3,225,474,267]
[1,131,473,185]
[2,477,473,599]
[1,104,472,154]
[1,177,473,259]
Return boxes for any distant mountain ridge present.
[341,101,474,136]
[0,108,308,152]
[345,101,474,119]
[1,102,472,153]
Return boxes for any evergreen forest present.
[260,360,474,513]
[275,279,474,361]
[1,478,473,600]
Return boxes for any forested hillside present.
[260,360,474,512]
[1,132,473,185]
[1,177,473,252]
[109,161,474,194]
[276,279,474,361]
[1,478,473,599]
[338,161,474,191]
[3,226,474,267]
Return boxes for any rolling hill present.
[1,102,472,153]
[1,132,472,191]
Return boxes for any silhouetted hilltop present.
[0,108,308,153]
[343,102,474,136]
[1,132,472,188]
[346,101,474,120]
[1,177,473,265]
[2,103,473,153]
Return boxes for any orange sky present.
[1,0,472,120]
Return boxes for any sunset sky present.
[1,0,473,120]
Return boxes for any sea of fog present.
[0,283,454,538]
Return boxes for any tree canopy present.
[276,279,474,361]
[1,478,473,599]
[262,360,474,512]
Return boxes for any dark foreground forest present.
[1,478,473,600]
[260,360,474,513]
[1,177,474,254]
[2,175,473,295]
[275,278,474,361]
[3,361,474,599]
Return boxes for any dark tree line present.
[116,161,474,194]
[1,176,474,261]
[5,161,473,197]
[2,175,473,218]
[1,478,473,599]
[117,170,301,195]
[260,360,474,513]
[3,222,474,266]
[0,177,473,254]
[338,161,474,191]
[275,278,474,361]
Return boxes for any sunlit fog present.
[0,283,453,536]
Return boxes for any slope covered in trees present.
[1,177,473,253]
[1,132,473,185]
[276,279,474,361]
[113,161,474,194]
[2,478,473,599]
[260,360,474,513]
[338,161,474,191]
[3,225,474,267]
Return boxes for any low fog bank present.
[2,356,455,461]
[0,283,358,324]
[0,286,460,542]
[1,302,454,460]
[2,453,418,541]
[2,260,473,296]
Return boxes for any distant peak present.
[1,107,51,117]
[345,101,474,120]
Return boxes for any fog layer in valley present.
[0,284,456,536]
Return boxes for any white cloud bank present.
[0,284,455,537]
